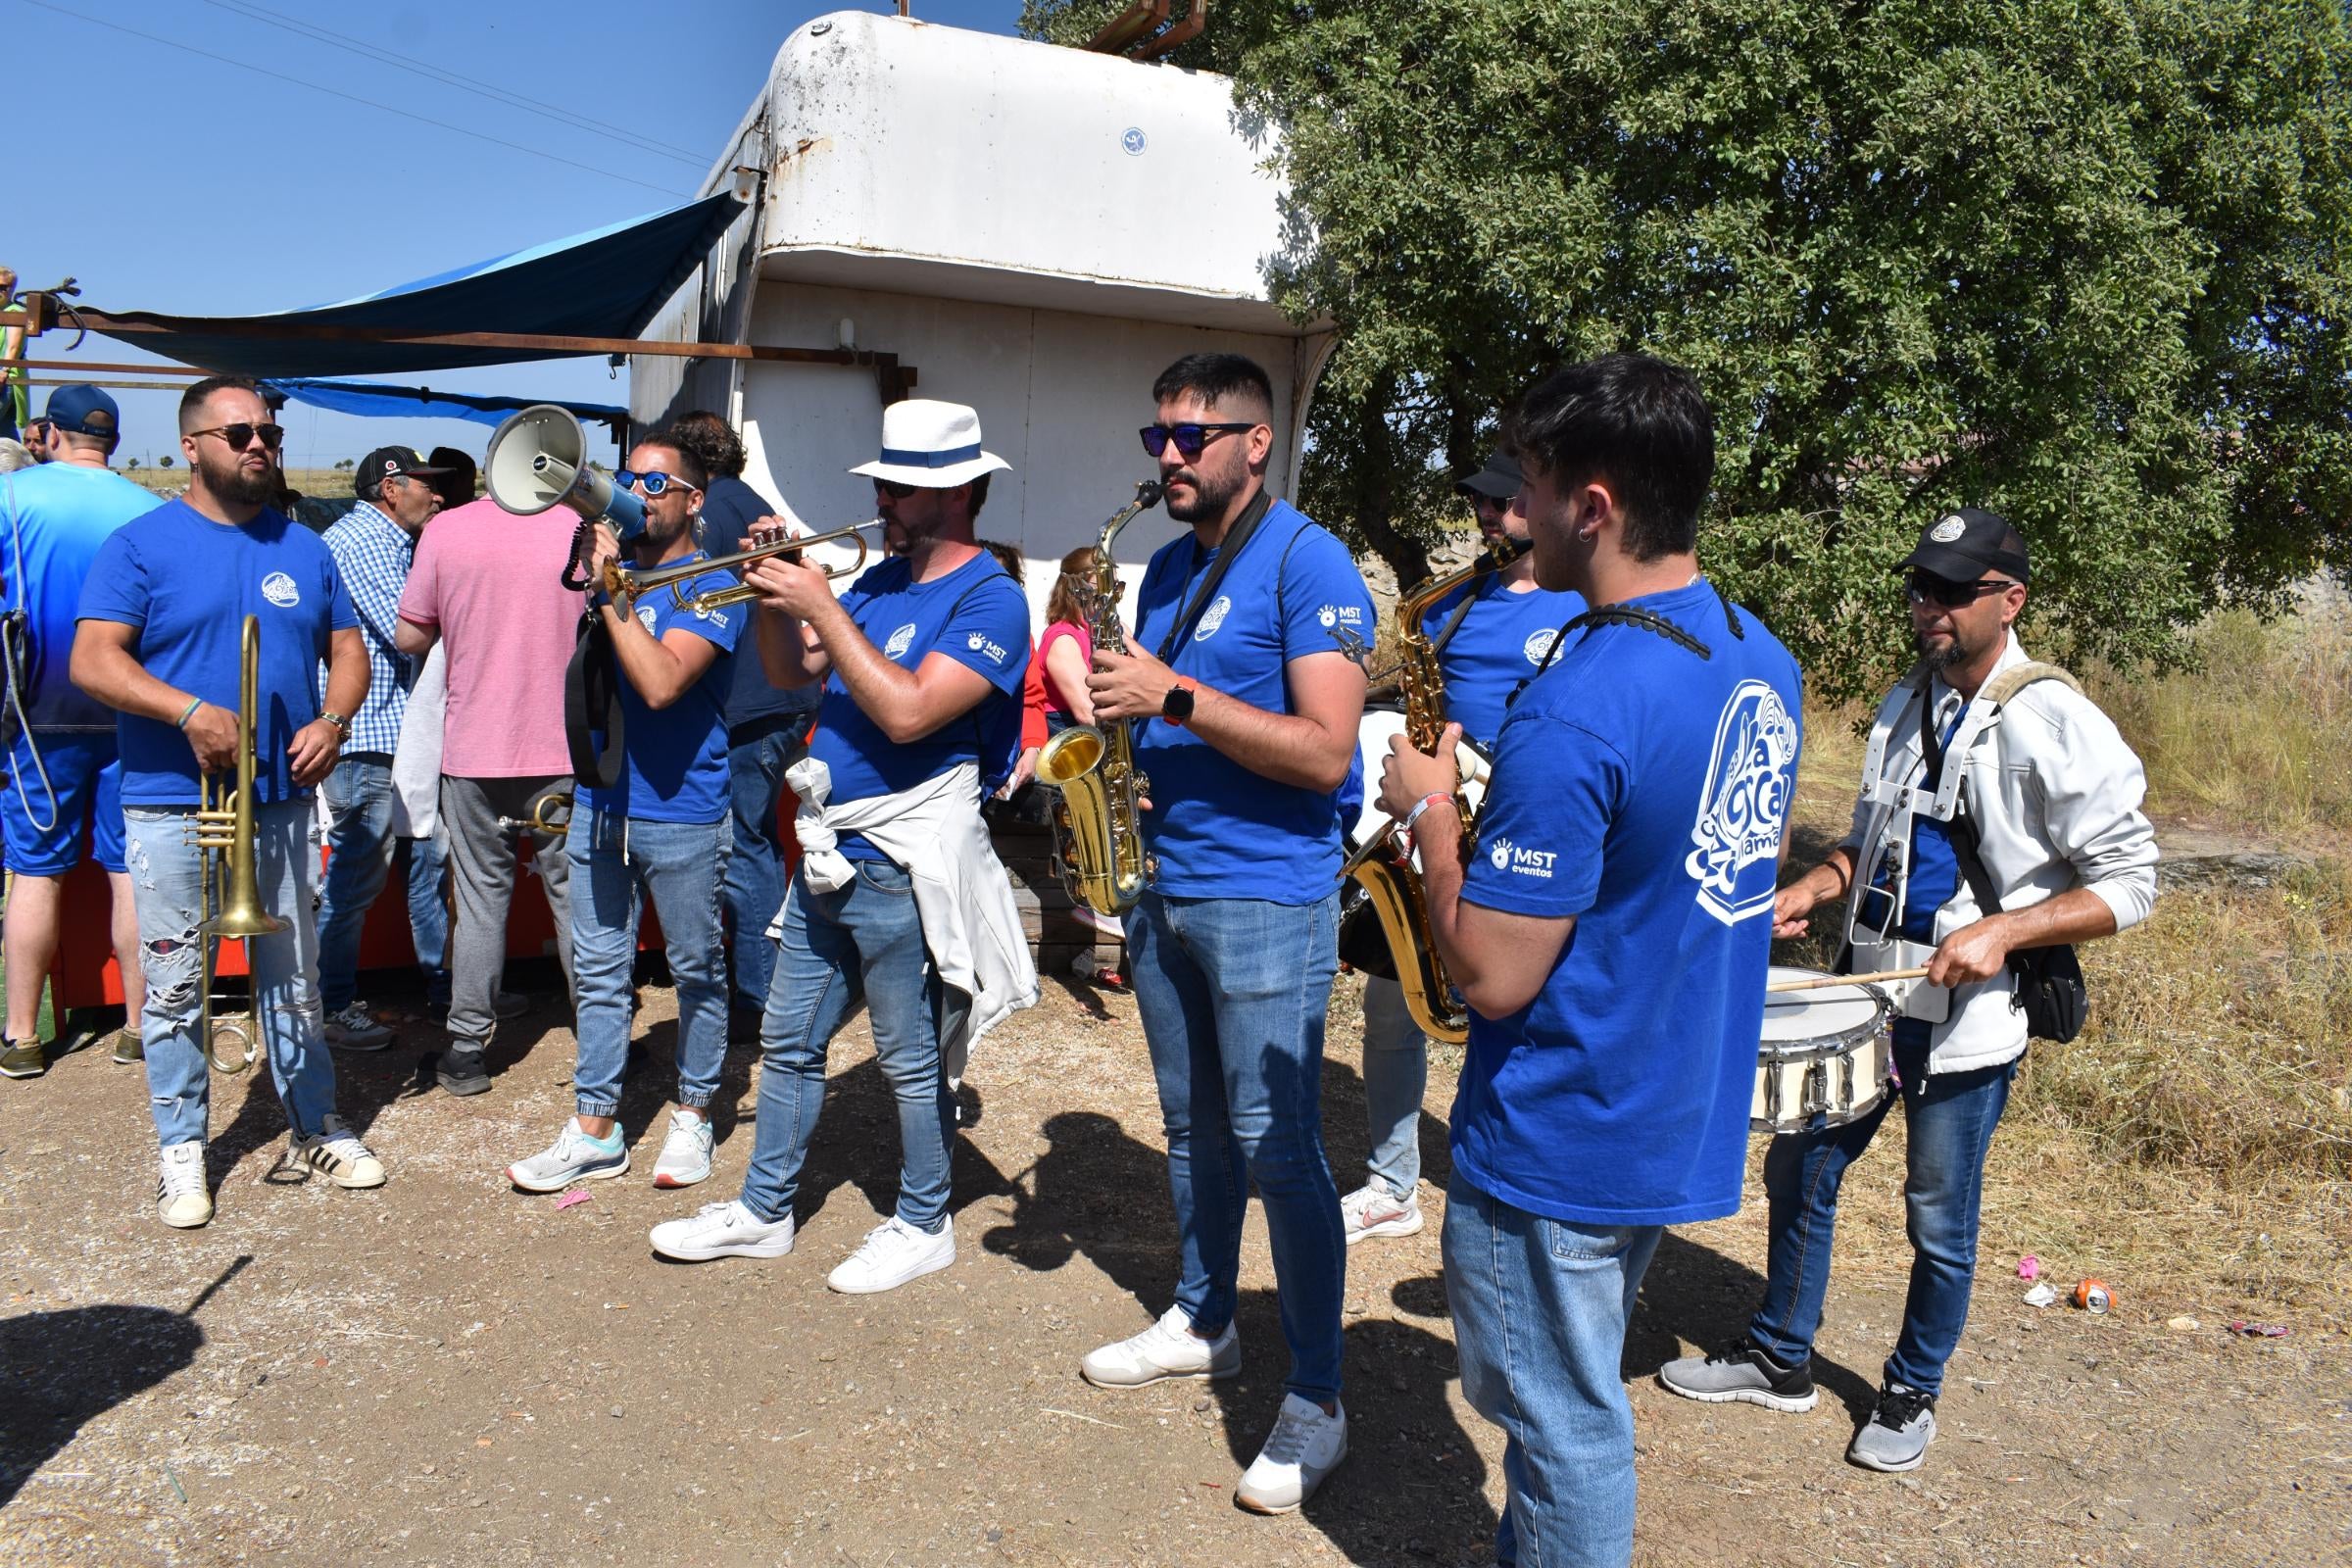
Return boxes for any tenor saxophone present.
[1035,481,1164,918]
[1343,535,1530,1044]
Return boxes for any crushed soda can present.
[2024,1282,2059,1307]
[2018,1254,2040,1281]
[2073,1278,2113,1313]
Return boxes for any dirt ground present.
[1,967,2345,1568]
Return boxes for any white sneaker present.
[506,1119,629,1192]
[1080,1303,1241,1389]
[1235,1394,1348,1514]
[156,1140,213,1229]
[291,1116,387,1189]
[1341,1181,1425,1245]
[650,1107,714,1189]
[322,1002,393,1050]
[826,1215,956,1295]
[649,1200,795,1261]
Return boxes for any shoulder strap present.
[1154,488,1277,664]
[1936,660,2082,916]
[1978,661,2082,706]
[1505,601,1716,714]
[1426,578,1482,658]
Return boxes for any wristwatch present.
[319,710,352,738]
[1160,681,1196,726]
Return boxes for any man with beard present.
[1342,448,1585,1247]
[649,399,1034,1297]
[1660,507,2157,1475]
[1076,354,1371,1514]
[73,376,382,1227]
[505,431,740,1196]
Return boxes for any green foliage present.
[1024,0,2352,703]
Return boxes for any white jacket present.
[784,757,1039,1083]
[1843,632,2159,1074]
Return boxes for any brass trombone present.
[186,614,290,1073]
[605,519,881,614]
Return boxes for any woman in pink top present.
[1039,546,1097,734]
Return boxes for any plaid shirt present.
[318,501,416,755]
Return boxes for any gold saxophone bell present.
[186,614,290,1073]
[607,519,881,613]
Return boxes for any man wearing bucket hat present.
[1661,506,2158,1474]
[651,398,1035,1298]
[1343,447,1585,1249]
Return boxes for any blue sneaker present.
[506,1119,629,1192]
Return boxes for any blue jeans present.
[122,800,340,1148]
[1359,975,1427,1195]
[739,860,956,1232]
[1446,1175,1662,1568]
[566,808,732,1119]
[1748,1037,2023,1396]
[317,757,449,1009]
[1127,890,1347,1405]
[722,715,809,1012]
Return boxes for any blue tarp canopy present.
[262,378,628,436]
[86,194,742,378]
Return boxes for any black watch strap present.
[1161,683,1196,723]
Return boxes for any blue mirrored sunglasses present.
[615,468,699,498]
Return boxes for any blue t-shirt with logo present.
[1451,579,1803,1226]
[1130,499,1374,902]
[580,554,741,824]
[1422,575,1587,750]
[701,474,818,732]
[76,501,358,807]
[808,551,1030,844]
[2,464,161,731]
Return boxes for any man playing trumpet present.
[73,376,384,1229]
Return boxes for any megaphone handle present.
[560,517,596,592]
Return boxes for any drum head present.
[1761,966,1885,1043]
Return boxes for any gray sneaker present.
[1847,1383,1936,1472]
[1657,1335,1820,1413]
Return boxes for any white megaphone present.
[483,403,647,543]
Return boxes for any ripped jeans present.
[123,800,340,1149]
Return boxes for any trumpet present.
[605,519,881,613]
[186,614,291,1073]
[498,790,573,837]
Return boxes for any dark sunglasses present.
[1905,572,2016,610]
[616,468,699,498]
[190,421,284,452]
[874,477,921,500]
[1139,421,1258,460]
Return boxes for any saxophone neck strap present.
[1153,488,1277,665]
[1505,585,1728,714]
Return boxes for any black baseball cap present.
[357,445,450,499]
[1898,506,2031,584]
[43,384,121,441]
[1455,450,1522,501]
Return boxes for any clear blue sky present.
[8,0,1026,472]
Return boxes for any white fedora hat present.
[849,399,1012,489]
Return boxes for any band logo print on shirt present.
[261,571,301,608]
[1685,677,1800,924]
[1521,628,1560,666]
[964,630,1010,664]
[1193,594,1232,641]
[1485,834,1557,879]
[883,622,918,659]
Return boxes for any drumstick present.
[1767,966,1931,994]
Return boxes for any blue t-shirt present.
[76,501,358,807]
[1130,499,1374,902]
[701,475,817,731]
[1451,580,1804,1226]
[808,551,1030,841]
[579,554,742,824]
[2,465,161,731]
[1422,574,1587,750]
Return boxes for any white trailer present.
[631,9,1332,618]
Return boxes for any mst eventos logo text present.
[1486,835,1556,879]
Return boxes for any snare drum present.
[1753,967,1893,1135]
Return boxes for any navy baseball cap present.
[43,384,121,441]
[1898,506,2031,584]
[1454,450,1522,501]
[357,445,450,499]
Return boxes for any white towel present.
[388,643,446,839]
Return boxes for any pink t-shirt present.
[398,497,583,777]
[1039,619,1094,717]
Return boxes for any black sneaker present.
[1657,1334,1820,1412]
[1847,1382,1936,1472]
[437,1045,492,1098]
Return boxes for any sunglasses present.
[1905,572,2017,610]
[874,478,922,500]
[190,421,285,452]
[1139,421,1258,460]
[616,468,699,498]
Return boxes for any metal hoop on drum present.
[1753,966,1894,1135]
